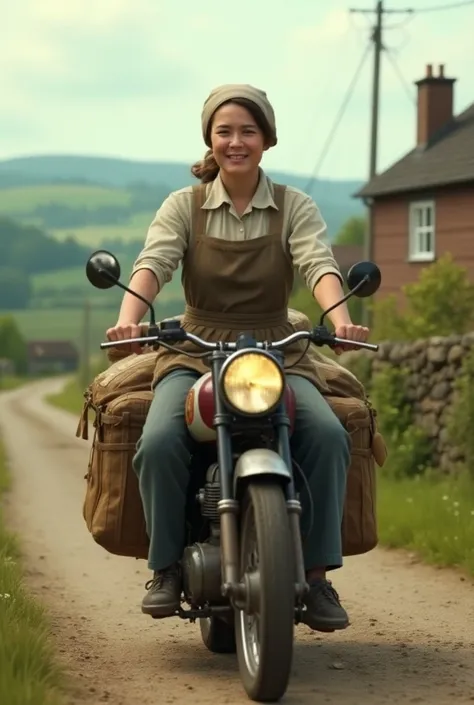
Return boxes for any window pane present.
[425,231,432,253]
[425,207,432,227]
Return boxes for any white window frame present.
[408,200,436,262]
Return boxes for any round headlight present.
[220,351,284,415]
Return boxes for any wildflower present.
[442,495,449,501]
[0,593,11,599]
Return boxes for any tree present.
[372,253,474,341]
[0,315,27,373]
[334,216,366,246]
[0,268,32,309]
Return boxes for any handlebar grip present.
[332,336,379,352]
[100,335,155,349]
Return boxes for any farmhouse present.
[331,244,363,278]
[26,340,79,376]
[355,63,474,300]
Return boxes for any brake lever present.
[311,326,378,352]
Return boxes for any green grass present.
[46,378,86,416]
[0,439,65,704]
[0,376,29,391]
[0,184,131,215]
[377,470,474,576]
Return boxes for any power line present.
[304,40,372,193]
[414,0,474,12]
[385,48,417,104]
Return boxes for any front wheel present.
[235,480,295,702]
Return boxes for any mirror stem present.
[318,276,369,327]
[98,269,157,327]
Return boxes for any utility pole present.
[81,298,91,389]
[349,0,412,326]
[369,0,383,183]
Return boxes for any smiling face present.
[209,101,269,180]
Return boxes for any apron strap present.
[268,183,286,237]
[191,184,208,237]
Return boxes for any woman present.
[106,84,369,632]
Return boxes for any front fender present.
[233,448,291,494]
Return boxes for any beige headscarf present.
[201,84,277,147]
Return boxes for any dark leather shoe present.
[141,564,181,618]
[302,578,349,632]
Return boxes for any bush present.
[372,253,474,341]
[447,348,474,481]
[0,316,28,374]
[370,366,431,478]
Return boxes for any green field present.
[1,308,116,349]
[0,183,152,247]
[2,296,186,348]
[31,263,185,304]
[51,210,152,245]
[0,184,132,214]
[51,221,149,245]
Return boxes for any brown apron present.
[151,182,329,393]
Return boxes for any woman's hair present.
[191,98,273,183]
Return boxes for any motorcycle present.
[86,250,381,702]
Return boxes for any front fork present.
[211,353,309,605]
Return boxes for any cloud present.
[3,0,195,106]
[1,0,473,179]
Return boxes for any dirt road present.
[1,379,473,705]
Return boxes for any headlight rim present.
[218,348,285,417]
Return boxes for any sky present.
[2,0,473,180]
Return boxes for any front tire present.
[235,480,295,702]
[200,616,236,653]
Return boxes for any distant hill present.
[0,155,365,241]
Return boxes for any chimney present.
[415,63,456,147]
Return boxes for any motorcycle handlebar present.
[99,327,379,353]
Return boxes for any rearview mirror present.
[346,260,381,298]
[86,250,121,290]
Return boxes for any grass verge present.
[0,376,29,391]
[377,469,474,576]
[0,439,64,705]
[46,378,85,416]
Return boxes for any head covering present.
[201,84,277,147]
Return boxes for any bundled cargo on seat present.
[76,309,387,560]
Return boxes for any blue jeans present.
[133,369,351,572]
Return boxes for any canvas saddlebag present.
[77,310,387,560]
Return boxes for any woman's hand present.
[106,321,144,356]
[333,323,370,356]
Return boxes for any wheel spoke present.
[235,481,295,701]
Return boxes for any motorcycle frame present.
[207,344,308,607]
[85,249,381,612]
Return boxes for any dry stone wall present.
[341,332,474,472]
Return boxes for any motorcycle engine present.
[198,462,220,522]
[182,463,223,606]
[182,539,223,606]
